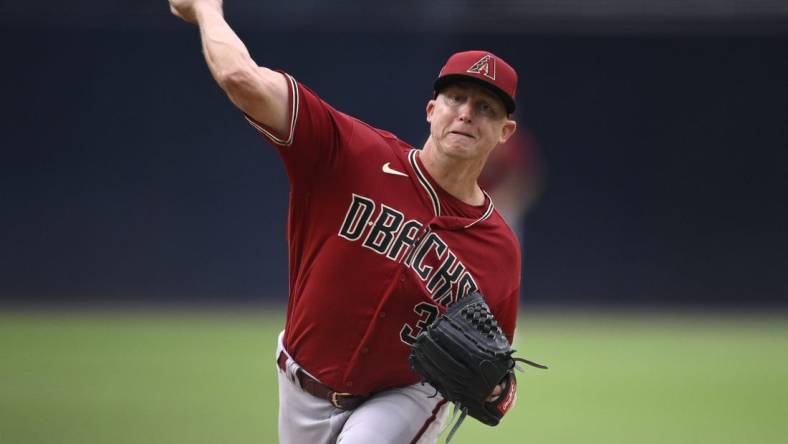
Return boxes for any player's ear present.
[426,100,436,123]
[499,119,517,144]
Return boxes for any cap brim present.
[434,74,516,114]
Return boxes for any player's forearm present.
[194,6,255,87]
[191,5,288,133]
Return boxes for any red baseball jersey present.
[245,73,521,396]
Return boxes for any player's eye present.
[447,94,464,105]
[478,101,496,117]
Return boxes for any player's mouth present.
[448,130,475,139]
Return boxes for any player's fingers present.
[169,4,181,18]
[169,5,191,23]
[486,384,504,402]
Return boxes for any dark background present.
[1,3,786,308]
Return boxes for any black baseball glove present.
[408,292,546,441]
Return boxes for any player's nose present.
[456,101,474,121]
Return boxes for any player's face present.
[426,82,516,161]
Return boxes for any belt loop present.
[286,359,302,389]
[277,350,300,388]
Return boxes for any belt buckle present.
[330,391,353,409]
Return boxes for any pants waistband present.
[276,351,367,410]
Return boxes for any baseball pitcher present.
[170,1,544,442]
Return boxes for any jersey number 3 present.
[400,302,439,345]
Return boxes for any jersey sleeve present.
[244,72,358,189]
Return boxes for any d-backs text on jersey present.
[338,193,479,307]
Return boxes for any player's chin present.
[443,141,481,159]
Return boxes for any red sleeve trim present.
[244,72,299,147]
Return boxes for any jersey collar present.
[407,149,495,229]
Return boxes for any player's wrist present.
[194,2,224,25]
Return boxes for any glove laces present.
[514,356,548,370]
[445,404,468,443]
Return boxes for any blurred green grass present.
[1,309,787,444]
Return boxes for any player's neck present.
[419,142,486,206]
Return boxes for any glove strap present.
[514,357,548,370]
[445,405,468,443]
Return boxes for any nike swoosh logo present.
[382,162,408,177]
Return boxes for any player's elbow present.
[216,66,288,129]
[216,66,282,113]
[217,67,269,115]
[216,66,258,96]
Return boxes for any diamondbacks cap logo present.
[466,54,496,80]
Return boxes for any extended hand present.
[486,383,504,402]
[169,0,223,24]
